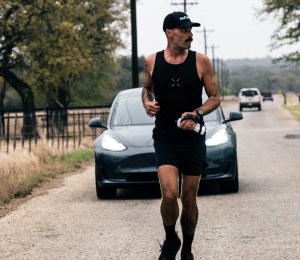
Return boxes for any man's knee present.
[162,189,178,206]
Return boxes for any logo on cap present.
[179,16,189,21]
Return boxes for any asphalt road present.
[1,96,300,260]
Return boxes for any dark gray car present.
[89,88,243,198]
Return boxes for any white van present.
[239,88,262,111]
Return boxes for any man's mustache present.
[185,37,193,42]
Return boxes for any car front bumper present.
[95,143,238,188]
[240,102,261,108]
[203,143,237,183]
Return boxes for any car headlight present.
[205,129,229,146]
[101,135,127,151]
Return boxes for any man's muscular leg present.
[158,165,179,228]
[180,175,200,257]
[158,165,181,260]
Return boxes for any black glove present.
[180,114,204,125]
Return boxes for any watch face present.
[197,109,204,116]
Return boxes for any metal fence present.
[0,106,110,153]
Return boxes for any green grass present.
[14,174,48,198]
[60,149,94,168]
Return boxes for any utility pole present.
[198,27,214,55]
[221,60,225,99]
[171,0,198,13]
[221,60,228,99]
[207,45,219,75]
[130,0,139,88]
[225,67,230,89]
[216,59,228,100]
[216,58,221,95]
[216,58,225,100]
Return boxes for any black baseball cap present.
[163,11,201,31]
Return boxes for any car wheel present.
[96,184,117,199]
[95,171,117,199]
[220,163,239,193]
[258,104,261,111]
[239,105,243,112]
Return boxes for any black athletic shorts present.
[153,136,207,176]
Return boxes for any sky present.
[124,0,290,60]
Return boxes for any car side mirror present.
[89,117,107,129]
[223,112,243,123]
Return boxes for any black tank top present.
[152,50,204,141]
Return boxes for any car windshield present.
[242,90,258,97]
[112,95,155,126]
[111,94,218,127]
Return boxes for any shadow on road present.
[116,185,161,200]
[102,182,233,200]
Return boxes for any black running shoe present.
[181,252,194,260]
[158,235,181,260]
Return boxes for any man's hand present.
[144,100,160,117]
[178,111,199,131]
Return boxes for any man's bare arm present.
[141,75,155,103]
[197,53,221,115]
[142,54,160,117]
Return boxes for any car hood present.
[205,121,221,138]
[109,122,221,148]
[112,125,154,148]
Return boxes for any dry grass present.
[0,151,39,203]
[220,95,238,107]
[0,138,94,207]
[283,93,300,122]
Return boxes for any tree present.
[282,73,298,92]
[227,57,300,94]
[0,78,5,136]
[25,1,129,108]
[114,55,145,92]
[0,3,38,137]
[0,0,129,137]
[70,59,119,106]
[259,0,300,64]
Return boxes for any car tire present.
[96,184,117,199]
[258,104,261,111]
[95,170,117,199]
[220,163,239,193]
[239,105,243,112]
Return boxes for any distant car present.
[89,88,243,199]
[261,91,274,102]
[239,88,262,111]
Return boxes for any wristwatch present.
[195,108,205,117]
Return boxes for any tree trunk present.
[0,68,37,138]
[0,80,7,136]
